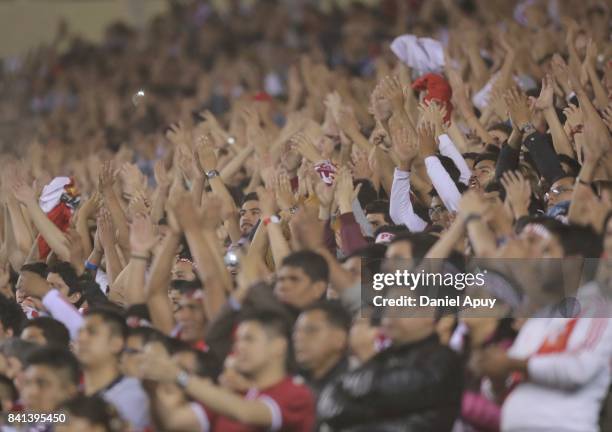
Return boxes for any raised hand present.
[500,171,531,218]
[458,190,489,219]
[153,159,171,188]
[130,213,157,255]
[275,172,296,211]
[335,167,360,214]
[419,100,448,131]
[350,148,373,179]
[79,192,103,220]
[291,132,322,163]
[377,75,404,112]
[166,121,191,149]
[256,186,277,218]
[417,120,438,158]
[11,180,37,205]
[534,74,554,111]
[128,190,151,219]
[503,88,532,128]
[389,118,418,166]
[98,161,116,191]
[550,54,572,94]
[194,134,218,173]
[97,208,116,250]
[200,194,224,231]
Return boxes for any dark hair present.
[0,338,38,364]
[25,346,80,385]
[0,295,26,336]
[241,310,291,342]
[438,155,460,184]
[488,122,513,137]
[60,395,124,432]
[389,232,438,261]
[355,179,378,209]
[86,307,128,340]
[170,344,222,379]
[170,278,203,294]
[126,326,166,346]
[485,181,506,201]
[0,373,17,403]
[125,304,151,322]
[364,200,391,224]
[48,262,80,293]
[20,262,49,279]
[241,192,259,206]
[281,251,329,284]
[373,224,411,238]
[474,152,498,166]
[22,317,70,348]
[48,262,84,307]
[549,224,603,258]
[462,152,480,161]
[557,155,581,178]
[302,300,352,332]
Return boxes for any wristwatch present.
[205,169,220,179]
[263,215,281,226]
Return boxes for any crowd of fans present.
[0,0,611,430]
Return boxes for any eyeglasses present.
[544,186,573,202]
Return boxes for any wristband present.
[131,254,149,261]
[176,370,191,389]
[463,213,482,226]
[205,169,220,179]
[84,260,98,271]
[263,215,281,226]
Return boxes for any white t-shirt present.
[102,376,151,431]
[501,282,612,432]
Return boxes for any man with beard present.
[477,223,612,432]
[238,192,261,246]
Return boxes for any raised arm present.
[12,181,70,261]
[98,161,130,253]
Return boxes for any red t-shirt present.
[197,376,315,432]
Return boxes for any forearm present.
[466,219,498,257]
[426,218,465,259]
[190,175,205,206]
[103,244,124,284]
[315,246,357,294]
[7,199,33,254]
[24,200,70,261]
[102,186,130,250]
[125,258,147,306]
[543,108,574,158]
[208,177,238,215]
[75,212,93,258]
[220,145,254,183]
[586,63,609,110]
[447,122,469,153]
[150,185,170,224]
[184,226,231,295]
[266,224,291,269]
[203,230,232,294]
[184,377,271,426]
